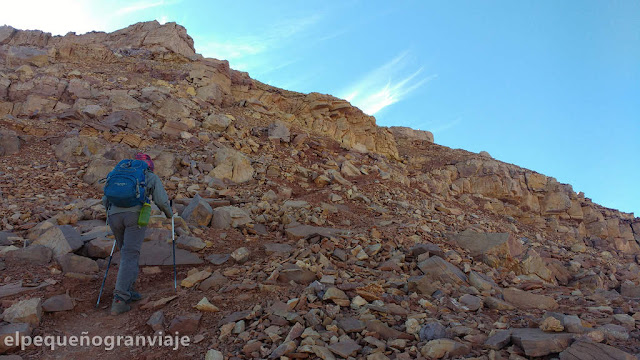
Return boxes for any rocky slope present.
[0,21,639,360]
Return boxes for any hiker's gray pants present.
[108,211,145,302]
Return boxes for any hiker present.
[102,153,173,315]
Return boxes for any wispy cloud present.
[340,51,435,115]
[116,1,165,15]
[429,117,462,134]
[197,14,323,72]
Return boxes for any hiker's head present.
[135,153,154,172]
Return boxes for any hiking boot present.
[129,291,142,303]
[110,296,131,315]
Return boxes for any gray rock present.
[42,294,74,312]
[199,272,227,291]
[4,245,52,264]
[0,231,12,246]
[211,206,251,229]
[559,340,635,360]
[328,338,362,358]
[419,322,448,341]
[469,271,497,291]
[620,281,640,298]
[206,254,230,265]
[181,194,213,227]
[597,324,629,341]
[511,328,573,357]
[484,329,511,350]
[32,225,83,257]
[147,310,165,332]
[177,236,206,252]
[57,253,98,274]
[204,349,224,360]
[459,294,483,311]
[230,247,249,264]
[562,315,586,333]
[338,317,365,333]
[417,256,468,285]
[264,243,293,256]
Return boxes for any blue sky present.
[2,1,639,216]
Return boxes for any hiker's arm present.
[149,174,173,218]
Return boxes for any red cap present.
[135,153,154,172]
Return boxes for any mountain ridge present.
[0,21,639,359]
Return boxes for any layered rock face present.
[0,21,398,160]
[398,137,639,255]
[0,21,639,360]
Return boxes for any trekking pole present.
[171,200,177,291]
[96,212,116,307]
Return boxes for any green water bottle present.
[138,202,151,227]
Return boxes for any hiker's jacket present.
[102,172,173,219]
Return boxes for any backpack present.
[103,159,149,208]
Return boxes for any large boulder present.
[209,147,254,183]
[202,113,231,132]
[181,194,213,226]
[2,298,42,326]
[32,225,83,257]
[211,206,252,229]
[57,253,99,274]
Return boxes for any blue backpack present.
[103,159,149,208]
